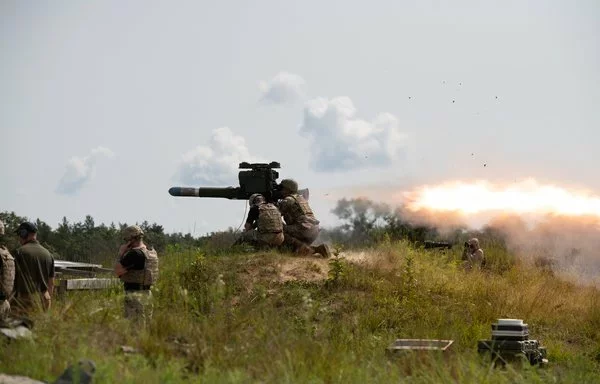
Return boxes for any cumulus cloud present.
[299,96,408,172]
[56,146,114,195]
[177,127,262,185]
[259,71,306,105]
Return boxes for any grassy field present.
[1,241,599,383]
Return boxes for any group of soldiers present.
[0,218,158,325]
[0,182,486,326]
[236,178,332,258]
[0,178,326,325]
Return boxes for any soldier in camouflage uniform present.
[238,194,285,249]
[462,238,485,270]
[0,220,15,319]
[278,179,332,258]
[114,225,159,325]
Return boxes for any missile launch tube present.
[168,187,244,199]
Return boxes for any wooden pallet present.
[57,278,120,294]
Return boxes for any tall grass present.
[0,241,598,383]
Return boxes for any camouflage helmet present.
[0,219,4,235]
[467,238,480,248]
[249,193,265,207]
[280,179,298,193]
[122,225,144,241]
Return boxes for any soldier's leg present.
[255,232,282,251]
[282,232,314,256]
[301,224,320,245]
[236,229,259,247]
[312,244,333,258]
[141,291,153,322]
[284,224,330,257]
[124,291,145,322]
[42,291,51,311]
[0,300,10,320]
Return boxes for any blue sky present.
[1,0,598,235]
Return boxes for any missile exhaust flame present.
[403,178,600,219]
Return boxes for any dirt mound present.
[243,251,377,285]
[277,258,329,282]
[236,250,388,292]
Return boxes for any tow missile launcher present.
[168,161,309,204]
[478,319,548,367]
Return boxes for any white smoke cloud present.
[56,146,114,195]
[299,96,408,172]
[177,127,262,185]
[259,71,306,105]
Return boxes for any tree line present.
[0,211,208,265]
[1,198,508,265]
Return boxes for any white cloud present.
[259,71,306,105]
[56,146,114,195]
[176,127,262,185]
[299,96,408,172]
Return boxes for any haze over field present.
[1,1,599,240]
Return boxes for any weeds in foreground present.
[326,244,346,288]
[0,242,599,383]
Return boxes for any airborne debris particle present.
[484,163,487,167]
[452,100,455,103]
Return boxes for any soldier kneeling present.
[237,194,285,250]
[277,179,332,258]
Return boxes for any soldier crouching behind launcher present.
[277,179,332,258]
[0,220,15,320]
[237,193,285,249]
[114,225,159,325]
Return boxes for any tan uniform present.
[118,247,158,324]
[278,194,320,245]
[463,248,485,270]
[242,203,284,247]
[0,246,15,319]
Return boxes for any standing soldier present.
[11,222,55,314]
[278,179,332,257]
[238,193,284,249]
[462,238,485,270]
[114,225,159,325]
[0,220,15,319]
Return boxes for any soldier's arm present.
[278,197,293,222]
[48,257,55,295]
[115,249,136,277]
[461,248,469,261]
[48,277,54,296]
[114,263,127,277]
[245,206,259,231]
[474,249,484,262]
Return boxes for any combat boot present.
[312,244,332,258]
[297,244,315,256]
